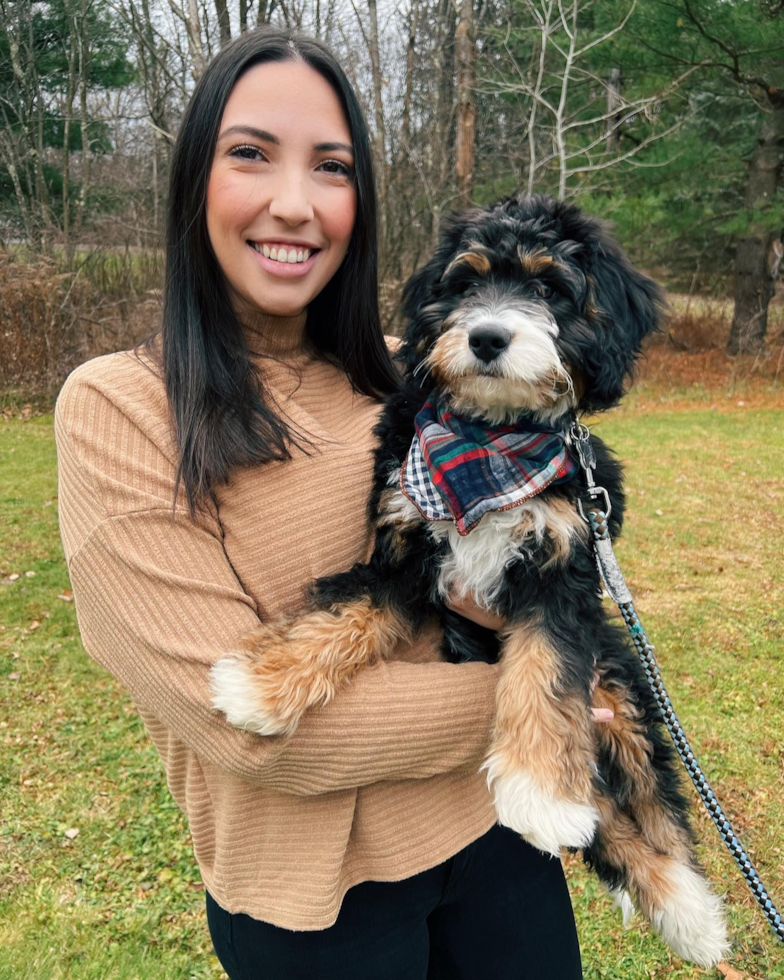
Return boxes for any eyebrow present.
[218,124,353,154]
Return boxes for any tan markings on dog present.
[489,619,596,803]
[510,496,588,568]
[517,245,571,278]
[595,794,679,913]
[584,275,604,323]
[443,251,492,278]
[233,600,412,733]
[593,679,692,858]
[377,488,419,528]
[426,329,469,387]
[562,366,586,402]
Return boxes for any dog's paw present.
[209,655,298,736]
[608,886,636,927]
[482,758,599,856]
[649,863,730,968]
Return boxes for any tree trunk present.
[214,0,231,47]
[432,0,457,247]
[455,0,476,207]
[367,0,388,250]
[606,67,621,153]
[186,0,207,80]
[74,0,93,240]
[256,0,275,26]
[62,5,78,259]
[727,96,784,354]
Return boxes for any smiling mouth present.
[248,241,320,265]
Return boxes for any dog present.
[210,194,730,967]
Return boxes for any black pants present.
[205,822,582,979]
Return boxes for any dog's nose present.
[468,327,511,363]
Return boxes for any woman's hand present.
[445,591,614,725]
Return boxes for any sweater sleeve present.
[54,358,498,797]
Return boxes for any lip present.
[247,242,320,278]
[252,238,321,249]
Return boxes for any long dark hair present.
[137,26,400,519]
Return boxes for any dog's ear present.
[399,209,485,378]
[577,220,667,411]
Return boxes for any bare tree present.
[365,0,389,245]
[455,0,477,206]
[483,0,695,199]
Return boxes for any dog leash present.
[566,419,784,946]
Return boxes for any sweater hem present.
[201,805,499,931]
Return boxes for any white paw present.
[651,863,730,968]
[482,759,599,856]
[608,886,636,927]
[209,657,291,736]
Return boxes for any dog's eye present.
[451,277,475,296]
[533,282,554,299]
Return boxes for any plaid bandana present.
[400,397,578,536]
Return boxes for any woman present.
[55,26,611,979]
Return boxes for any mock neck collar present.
[237,306,309,357]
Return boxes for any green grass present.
[1,405,782,979]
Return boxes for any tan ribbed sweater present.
[54,307,500,930]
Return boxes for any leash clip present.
[567,418,612,522]
[577,485,613,524]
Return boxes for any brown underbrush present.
[0,249,162,402]
[656,292,784,353]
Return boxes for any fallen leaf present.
[8,574,19,582]
[717,962,745,980]
[27,620,40,631]
[9,673,20,681]
[25,571,36,578]
[64,828,79,840]
[57,591,73,602]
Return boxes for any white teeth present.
[251,242,313,263]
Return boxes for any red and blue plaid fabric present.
[400,396,578,536]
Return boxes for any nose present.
[268,171,315,225]
[468,327,511,363]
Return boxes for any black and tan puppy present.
[210,194,729,967]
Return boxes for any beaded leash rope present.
[567,419,784,946]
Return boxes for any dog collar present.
[400,396,578,536]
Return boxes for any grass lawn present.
[1,355,782,979]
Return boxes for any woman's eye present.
[229,144,266,162]
[319,159,354,177]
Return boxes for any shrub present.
[0,248,163,399]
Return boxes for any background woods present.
[0,0,782,392]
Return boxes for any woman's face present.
[206,59,357,319]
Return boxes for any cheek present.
[206,171,254,241]
[322,186,356,247]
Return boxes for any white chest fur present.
[380,468,584,611]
